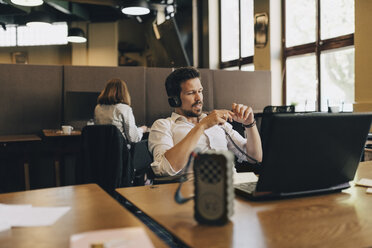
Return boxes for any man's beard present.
[181,100,203,117]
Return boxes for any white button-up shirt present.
[148,112,249,176]
[94,103,143,143]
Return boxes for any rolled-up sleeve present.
[223,123,248,162]
[148,119,180,176]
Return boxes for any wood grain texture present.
[0,135,41,143]
[42,129,81,137]
[0,184,167,248]
[117,162,372,248]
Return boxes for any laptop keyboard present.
[234,182,257,194]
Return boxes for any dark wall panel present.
[199,68,214,112]
[0,64,272,135]
[0,64,62,135]
[145,67,173,126]
[64,66,146,127]
[212,70,271,112]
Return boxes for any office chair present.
[130,139,154,186]
[79,125,135,198]
[133,140,183,185]
[263,105,295,114]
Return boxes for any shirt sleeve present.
[223,122,249,162]
[120,106,143,143]
[148,119,180,176]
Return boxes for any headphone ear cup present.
[168,96,181,107]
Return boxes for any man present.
[148,67,262,176]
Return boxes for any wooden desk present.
[0,184,167,248]
[0,134,42,191]
[41,129,82,187]
[0,135,41,143]
[42,129,81,137]
[117,161,372,248]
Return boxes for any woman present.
[94,78,147,143]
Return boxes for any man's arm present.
[244,124,262,163]
[230,103,263,163]
[165,110,233,172]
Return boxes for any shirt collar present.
[171,112,208,123]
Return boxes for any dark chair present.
[130,139,154,186]
[263,105,295,114]
[134,141,183,185]
[79,125,134,198]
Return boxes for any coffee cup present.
[62,125,74,134]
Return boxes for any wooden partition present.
[199,69,214,112]
[212,70,272,112]
[145,67,173,125]
[0,64,62,135]
[0,64,271,135]
[64,65,146,127]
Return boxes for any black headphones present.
[168,95,182,108]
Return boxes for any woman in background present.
[94,78,148,142]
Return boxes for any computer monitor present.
[64,91,100,128]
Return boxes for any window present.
[0,25,17,47]
[220,0,254,70]
[284,0,354,112]
[0,22,68,47]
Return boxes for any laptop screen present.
[256,112,372,194]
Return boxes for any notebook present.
[234,112,372,200]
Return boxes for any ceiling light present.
[11,0,43,7]
[67,28,87,43]
[122,6,150,15]
[26,11,52,27]
[121,0,150,16]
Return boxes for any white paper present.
[367,188,372,194]
[355,178,372,187]
[0,204,70,227]
[233,172,258,185]
[11,206,70,227]
[0,222,11,233]
[0,204,32,227]
[70,227,154,248]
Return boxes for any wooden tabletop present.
[0,184,167,248]
[42,129,81,137]
[0,134,41,143]
[117,161,372,248]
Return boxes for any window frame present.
[282,0,354,111]
[219,0,254,70]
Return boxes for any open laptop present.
[234,112,372,200]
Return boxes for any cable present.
[222,127,261,165]
[174,151,198,204]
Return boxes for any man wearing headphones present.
[148,67,262,176]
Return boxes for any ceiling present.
[0,0,181,27]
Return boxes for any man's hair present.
[97,78,131,106]
[165,67,200,97]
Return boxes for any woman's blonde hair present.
[97,78,131,106]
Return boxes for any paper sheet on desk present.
[355,178,372,187]
[233,172,258,185]
[70,227,154,248]
[0,203,70,227]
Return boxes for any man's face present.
[178,77,203,117]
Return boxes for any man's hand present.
[231,103,254,125]
[198,110,234,130]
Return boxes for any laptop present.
[234,112,372,200]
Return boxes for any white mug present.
[62,125,74,134]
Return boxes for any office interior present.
[1,0,372,247]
